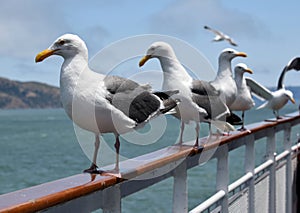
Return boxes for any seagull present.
[245,62,296,119]
[277,57,300,90]
[139,41,235,147]
[35,34,179,175]
[230,63,255,130]
[204,25,238,46]
[277,57,300,116]
[210,48,247,109]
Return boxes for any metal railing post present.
[102,185,121,213]
[266,128,276,213]
[244,134,255,213]
[284,124,292,213]
[172,160,188,213]
[216,145,229,213]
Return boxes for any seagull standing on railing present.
[211,49,247,109]
[230,63,255,131]
[245,58,300,119]
[204,25,238,46]
[35,34,179,176]
[139,41,235,147]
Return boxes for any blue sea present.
[0,101,300,212]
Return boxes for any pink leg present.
[84,134,100,173]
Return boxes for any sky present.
[1,0,300,88]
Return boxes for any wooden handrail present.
[0,174,118,213]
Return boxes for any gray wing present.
[277,67,287,90]
[191,80,229,119]
[104,76,160,123]
[204,25,238,46]
[104,75,141,94]
[227,38,238,46]
[245,77,273,101]
[204,25,223,37]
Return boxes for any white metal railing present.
[190,116,300,213]
[0,112,300,213]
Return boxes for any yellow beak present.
[236,52,247,57]
[139,55,151,67]
[35,49,56,63]
[290,97,296,104]
[245,68,253,74]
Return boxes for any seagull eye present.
[58,40,65,46]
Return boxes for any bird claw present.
[100,169,122,178]
[222,132,231,136]
[264,119,277,122]
[83,164,122,178]
[237,127,251,133]
[83,164,100,174]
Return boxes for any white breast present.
[60,65,136,135]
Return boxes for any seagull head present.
[284,90,296,104]
[219,48,247,62]
[35,34,88,62]
[139,41,176,67]
[234,63,253,75]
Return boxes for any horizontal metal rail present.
[189,190,226,213]
[228,172,253,193]
[254,159,274,175]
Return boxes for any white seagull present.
[204,25,238,46]
[211,48,247,109]
[139,41,235,147]
[277,57,300,90]
[245,62,296,119]
[279,57,300,112]
[230,63,255,130]
[35,34,178,175]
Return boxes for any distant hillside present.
[0,77,61,109]
[0,77,299,109]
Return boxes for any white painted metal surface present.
[172,160,188,213]
[189,190,226,213]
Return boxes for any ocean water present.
[0,102,300,212]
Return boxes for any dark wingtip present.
[154,90,180,114]
[226,113,242,125]
[287,57,300,71]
